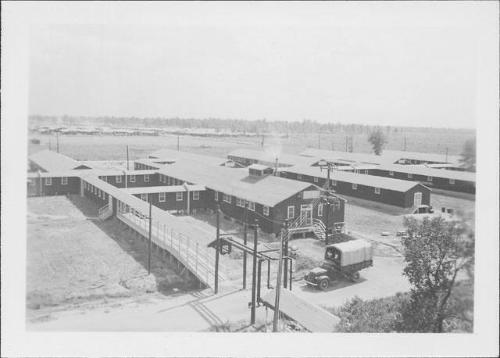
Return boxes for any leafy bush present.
[333,294,407,332]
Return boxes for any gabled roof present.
[29,150,93,172]
[301,148,462,166]
[375,164,476,182]
[300,148,395,165]
[282,165,425,192]
[148,148,227,166]
[157,161,316,207]
[228,148,319,167]
[383,150,461,165]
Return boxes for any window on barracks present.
[159,192,166,202]
[314,177,319,183]
[45,177,52,186]
[61,177,68,185]
[427,176,433,182]
[248,201,255,211]
[193,191,200,201]
[116,175,122,183]
[263,205,270,216]
[287,206,295,219]
[389,171,394,176]
[141,193,148,201]
[449,178,455,184]
[374,187,381,195]
[331,180,337,186]
[176,192,183,201]
[223,194,231,203]
[318,204,323,217]
[214,191,219,201]
[408,173,413,179]
[352,183,358,190]
[144,174,150,182]
[130,175,136,182]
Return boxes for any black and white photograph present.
[1,1,498,357]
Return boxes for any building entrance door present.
[300,204,313,226]
[414,192,422,206]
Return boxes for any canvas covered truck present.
[304,239,373,290]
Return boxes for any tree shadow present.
[66,195,200,296]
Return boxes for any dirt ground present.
[26,195,198,324]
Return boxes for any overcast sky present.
[28,2,491,128]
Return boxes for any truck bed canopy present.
[329,239,373,266]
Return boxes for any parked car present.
[304,239,373,290]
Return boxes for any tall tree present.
[459,138,476,171]
[398,216,474,332]
[368,129,387,155]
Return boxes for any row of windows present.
[215,192,263,215]
[115,174,149,184]
[140,191,200,203]
[159,175,183,186]
[389,171,455,184]
[44,177,68,185]
[286,203,328,220]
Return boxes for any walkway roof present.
[261,288,340,332]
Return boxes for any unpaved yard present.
[27,195,197,324]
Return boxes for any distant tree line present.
[29,115,472,136]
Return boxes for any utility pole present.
[177,135,180,151]
[283,234,289,289]
[250,220,259,325]
[214,204,220,294]
[403,136,407,151]
[243,202,248,289]
[126,145,130,170]
[148,200,152,275]
[318,133,321,149]
[273,221,286,332]
[345,136,348,152]
[445,147,449,163]
[56,132,60,153]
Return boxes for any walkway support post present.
[243,202,248,289]
[250,219,258,325]
[257,259,262,303]
[214,204,220,294]
[148,200,152,275]
[273,221,287,332]
[284,237,289,289]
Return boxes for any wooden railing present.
[116,210,226,288]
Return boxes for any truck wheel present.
[319,278,329,290]
[350,272,360,282]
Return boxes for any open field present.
[29,126,474,161]
[27,195,198,324]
